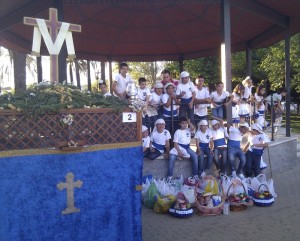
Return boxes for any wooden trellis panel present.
[0,108,141,151]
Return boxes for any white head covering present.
[153,118,165,132]
[238,122,249,128]
[180,71,190,78]
[164,82,175,93]
[211,119,220,126]
[198,120,208,128]
[142,125,148,132]
[251,123,263,134]
[154,82,163,89]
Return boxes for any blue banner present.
[0,144,143,241]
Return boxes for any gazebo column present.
[37,56,43,83]
[221,0,232,124]
[285,27,291,137]
[246,47,252,77]
[109,59,113,94]
[53,0,67,83]
[179,54,184,72]
[101,61,106,82]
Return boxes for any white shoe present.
[238,173,245,180]
[167,176,173,182]
[200,171,206,178]
[232,171,237,178]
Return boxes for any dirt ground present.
[142,159,300,241]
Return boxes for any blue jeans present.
[198,148,213,174]
[228,146,246,174]
[245,150,261,177]
[214,147,228,173]
[211,106,224,119]
[144,148,161,160]
[168,148,198,176]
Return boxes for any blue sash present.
[163,108,178,117]
[214,138,226,147]
[258,110,265,116]
[179,143,190,150]
[180,97,192,104]
[253,148,264,156]
[199,143,209,149]
[232,103,237,107]
[152,141,165,151]
[215,101,224,106]
[228,140,241,147]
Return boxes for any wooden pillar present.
[285,27,291,137]
[37,56,43,83]
[221,0,232,124]
[101,61,106,82]
[246,47,252,77]
[109,60,113,94]
[179,55,184,73]
[53,0,67,83]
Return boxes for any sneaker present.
[200,171,206,178]
[238,173,245,180]
[167,176,173,182]
[232,171,237,178]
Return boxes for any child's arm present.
[187,119,195,132]
[189,91,196,109]
[253,143,268,148]
[174,142,183,159]
[209,137,214,152]
[243,142,250,152]
[224,93,234,106]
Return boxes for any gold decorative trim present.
[0,141,141,158]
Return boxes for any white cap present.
[164,82,175,93]
[211,119,220,126]
[154,82,163,89]
[142,125,148,132]
[199,120,208,126]
[251,123,263,134]
[155,118,165,125]
[239,122,249,128]
[180,71,190,78]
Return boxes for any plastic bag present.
[204,179,219,195]
[181,185,195,204]
[144,182,159,209]
[142,177,151,201]
[154,195,176,213]
[260,157,267,170]
[221,175,231,195]
[267,179,277,198]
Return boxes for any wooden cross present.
[24,8,81,83]
[57,172,83,215]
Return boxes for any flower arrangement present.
[60,114,74,126]
[129,98,147,113]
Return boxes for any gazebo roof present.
[1,0,300,61]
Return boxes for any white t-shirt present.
[176,82,195,100]
[194,86,210,116]
[103,92,112,97]
[255,93,265,111]
[266,93,282,105]
[210,91,230,107]
[228,126,243,141]
[195,129,213,144]
[137,87,151,101]
[243,86,252,99]
[211,127,228,148]
[150,130,171,153]
[142,136,150,149]
[162,93,178,117]
[147,92,162,117]
[248,133,270,151]
[113,73,132,96]
[173,128,192,145]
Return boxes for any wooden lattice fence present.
[0,108,141,151]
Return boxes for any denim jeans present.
[227,146,246,174]
[144,148,162,160]
[198,148,213,174]
[214,147,228,173]
[245,150,261,177]
[179,103,194,123]
[168,148,198,177]
[211,106,224,119]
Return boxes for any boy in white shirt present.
[162,83,180,134]
[167,117,198,178]
[99,80,111,97]
[210,81,233,119]
[142,125,151,158]
[137,77,151,130]
[194,75,211,126]
[145,119,171,160]
[210,118,229,175]
[112,62,132,99]
[243,123,270,177]
[195,120,214,177]
[227,122,249,179]
[176,71,196,123]
[147,82,164,132]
